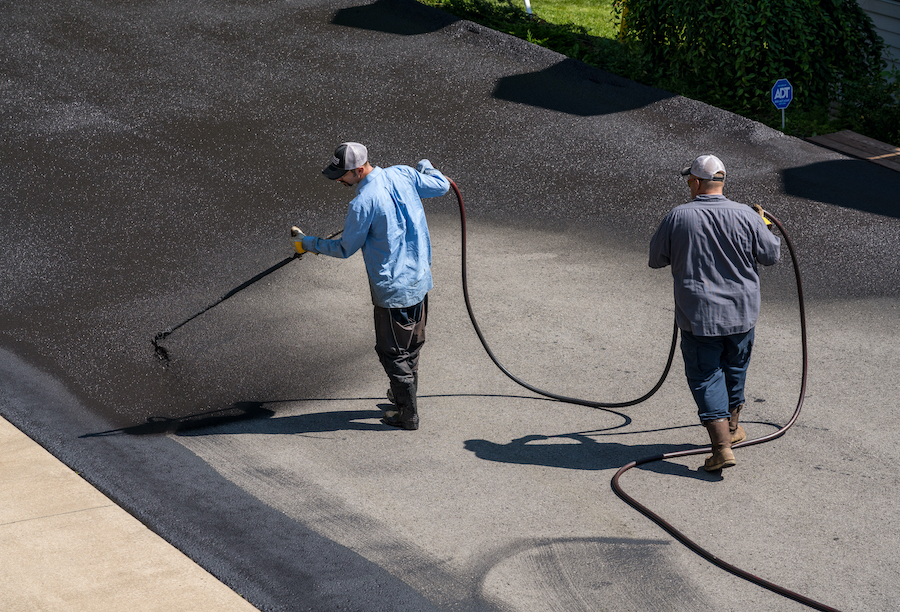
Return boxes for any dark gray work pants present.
[373,295,427,416]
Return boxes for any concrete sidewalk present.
[0,416,258,612]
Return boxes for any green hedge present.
[617,0,885,111]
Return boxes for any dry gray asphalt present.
[2,1,900,611]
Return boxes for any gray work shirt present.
[648,194,781,336]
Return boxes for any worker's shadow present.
[176,405,397,437]
[464,432,715,480]
[80,393,576,438]
[79,401,391,437]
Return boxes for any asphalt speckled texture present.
[2,1,900,611]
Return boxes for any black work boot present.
[382,379,419,430]
[729,403,746,444]
[386,373,418,406]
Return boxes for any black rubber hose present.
[450,179,678,408]
[450,179,836,611]
[608,212,839,612]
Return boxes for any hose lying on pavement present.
[449,179,679,408]
[449,180,839,612]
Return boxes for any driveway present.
[2,1,899,610]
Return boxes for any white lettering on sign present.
[774,87,791,99]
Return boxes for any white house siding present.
[858,0,900,70]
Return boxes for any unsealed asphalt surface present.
[2,1,900,611]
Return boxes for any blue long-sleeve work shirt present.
[648,194,781,336]
[301,163,450,308]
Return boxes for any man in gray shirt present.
[649,155,781,471]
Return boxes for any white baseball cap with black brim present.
[681,154,726,181]
[323,142,368,179]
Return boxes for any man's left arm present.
[413,159,450,197]
[648,216,672,269]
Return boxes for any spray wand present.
[152,228,343,361]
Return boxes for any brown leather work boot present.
[703,418,736,471]
[729,403,746,444]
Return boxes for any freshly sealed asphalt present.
[2,1,899,610]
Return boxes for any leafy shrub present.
[616,0,886,113]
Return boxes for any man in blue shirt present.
[649,155,780,470]
[292,142,450,430]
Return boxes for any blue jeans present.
[680,328,754,423]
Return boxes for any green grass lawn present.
[419,0,632,76]
[524,0,618,39]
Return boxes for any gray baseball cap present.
[681,154,726,181]
[323,142,368,179]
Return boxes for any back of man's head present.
[682,154,725,194]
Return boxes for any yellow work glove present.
[751,204,772,227]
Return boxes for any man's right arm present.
[302,199,370,259]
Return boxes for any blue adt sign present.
[772,79,793,109]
